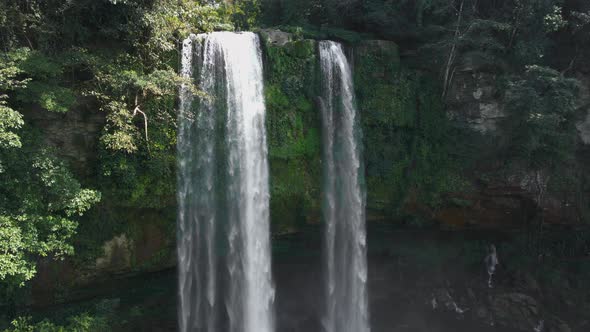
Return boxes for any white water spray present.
[319,40,370,332]
[178,32,274,332]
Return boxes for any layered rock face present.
[21,103,105,176]
[447,71,505,134]
[437,52,590,228]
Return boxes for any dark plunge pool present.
[4,224,589,332]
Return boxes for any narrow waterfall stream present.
[319,41,370,332]
[178,32,274,332]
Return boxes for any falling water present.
[178,32,274,332]
[319,41,370,332]
[485,244,499,288]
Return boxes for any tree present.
[0,50,27,150]
[0,139,101,290]
[0,48,100,292]
[416,0,514,96]
[504,65,579,251]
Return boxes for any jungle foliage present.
[0,0,259,294]
[0,49,101,292]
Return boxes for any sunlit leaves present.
[0,23,101,290]
[90,58,187,153]
[0,49,31,91]
[100,102,140,153]
[4,313,109,332]
[0,218,36,284]
[31,150,102,214]
[0,145,100,287]
[0,49,29,149]
[17,82,76,113]
[570,10,590,32]
[135,0,237,65]
[544,6,567,32]
[13,51,77,113]
[0,214,77,286]
[0,105,24,149]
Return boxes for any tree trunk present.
[442,0,464,98]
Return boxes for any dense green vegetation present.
[3,314,107,332]
[1,0,590,328]
[0,0,259,304]
[263,36,322,232]
[353,41,465,213]
[0,50,101,292]
[259,0,590,217]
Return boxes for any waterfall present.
[178,32,275,332]
[319,41,370,332]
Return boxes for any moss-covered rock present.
[261,34,322,233]
[353,40,466,216]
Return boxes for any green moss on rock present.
[262,35,321,232]
[354,40,465,216]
